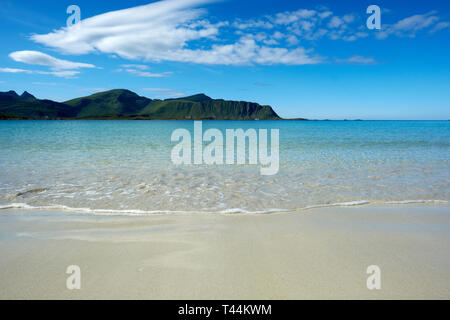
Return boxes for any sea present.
[0,120,449,215]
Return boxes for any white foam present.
[0,199,448,216]
[387,200,449,204]
[0,203,184,215]
[0,203,34,210]
[303,200,370,210]
[0,203,288,216]
[219,208,288,214]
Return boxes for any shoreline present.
[1,205,449,299]
[0,201,448,216]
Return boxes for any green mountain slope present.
[0,89,282,120]
[64,89,152,118]
[0,91,78,119]
[141,97,280,120]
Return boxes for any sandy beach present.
[0,205,449,300]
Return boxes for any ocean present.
[0,120,449,214]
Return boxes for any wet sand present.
[0,205,449,299]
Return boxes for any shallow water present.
[0,120,449,214]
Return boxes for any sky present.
[0,0,449,120]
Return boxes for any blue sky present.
[0,0,449,119]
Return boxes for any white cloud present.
[278,9,359,41]
[319,11,333,19]
[431,21,450,33]
[3,50,96,78]
[41,70,80,77]
[286,35,299,46]
[273,9,317,25]
[0,67,32,74]
[299,20,314,31]
[120,68,173,77]
[120,64,149,70]
[393,12,438,32]
[336,55,377,65]
[141,87,185,98]
[30,0,320,66]
[233,7,447,45]
[233,19,273,30]
[80,88,110,92]
[272,31,284,39]
[25,1,448,68]
[328,16,343,28]
[117,64,172,77]
[377,12,441,39]
[0,67,79,78]
[342,14,355,23]
[263,39,279,46]
[9,51,96,70]
[31,0,221,60]
[163,39,322,65]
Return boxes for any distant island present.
[0,89,285,120]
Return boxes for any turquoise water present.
[0,120,449,214]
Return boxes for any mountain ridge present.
[0,89,284,120]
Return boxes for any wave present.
[0,199,448,216]
[302,200,371,210]
[219,208,289,214]
[386,199,449,204]
[0,203,289,216]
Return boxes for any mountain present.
[0,89,282,120]
[0,90,78,119]
[64,89,152,119]
[172,93,212,102]
[20,91,36,100]
[140,94,280,120]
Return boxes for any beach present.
[1,204,449,300]
[1,120,449,299]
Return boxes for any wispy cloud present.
[233,7,448,44]
[22,1,450,68]
[431,21,450,33]
[0,67,32,74]
[377,11,442,39]
[9,51,96,70]
[120,64,150,70]
[30,0,321,66]
[336,55,377,65]
[117,65,173,78]
[31,0,221,61]
[233,8,368,43]
[0,67,80,78]
[2,50,97,78]
[273,9,317,25]
[80,87,110,93]
[141,87,185,99]
[233,19,274,30]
